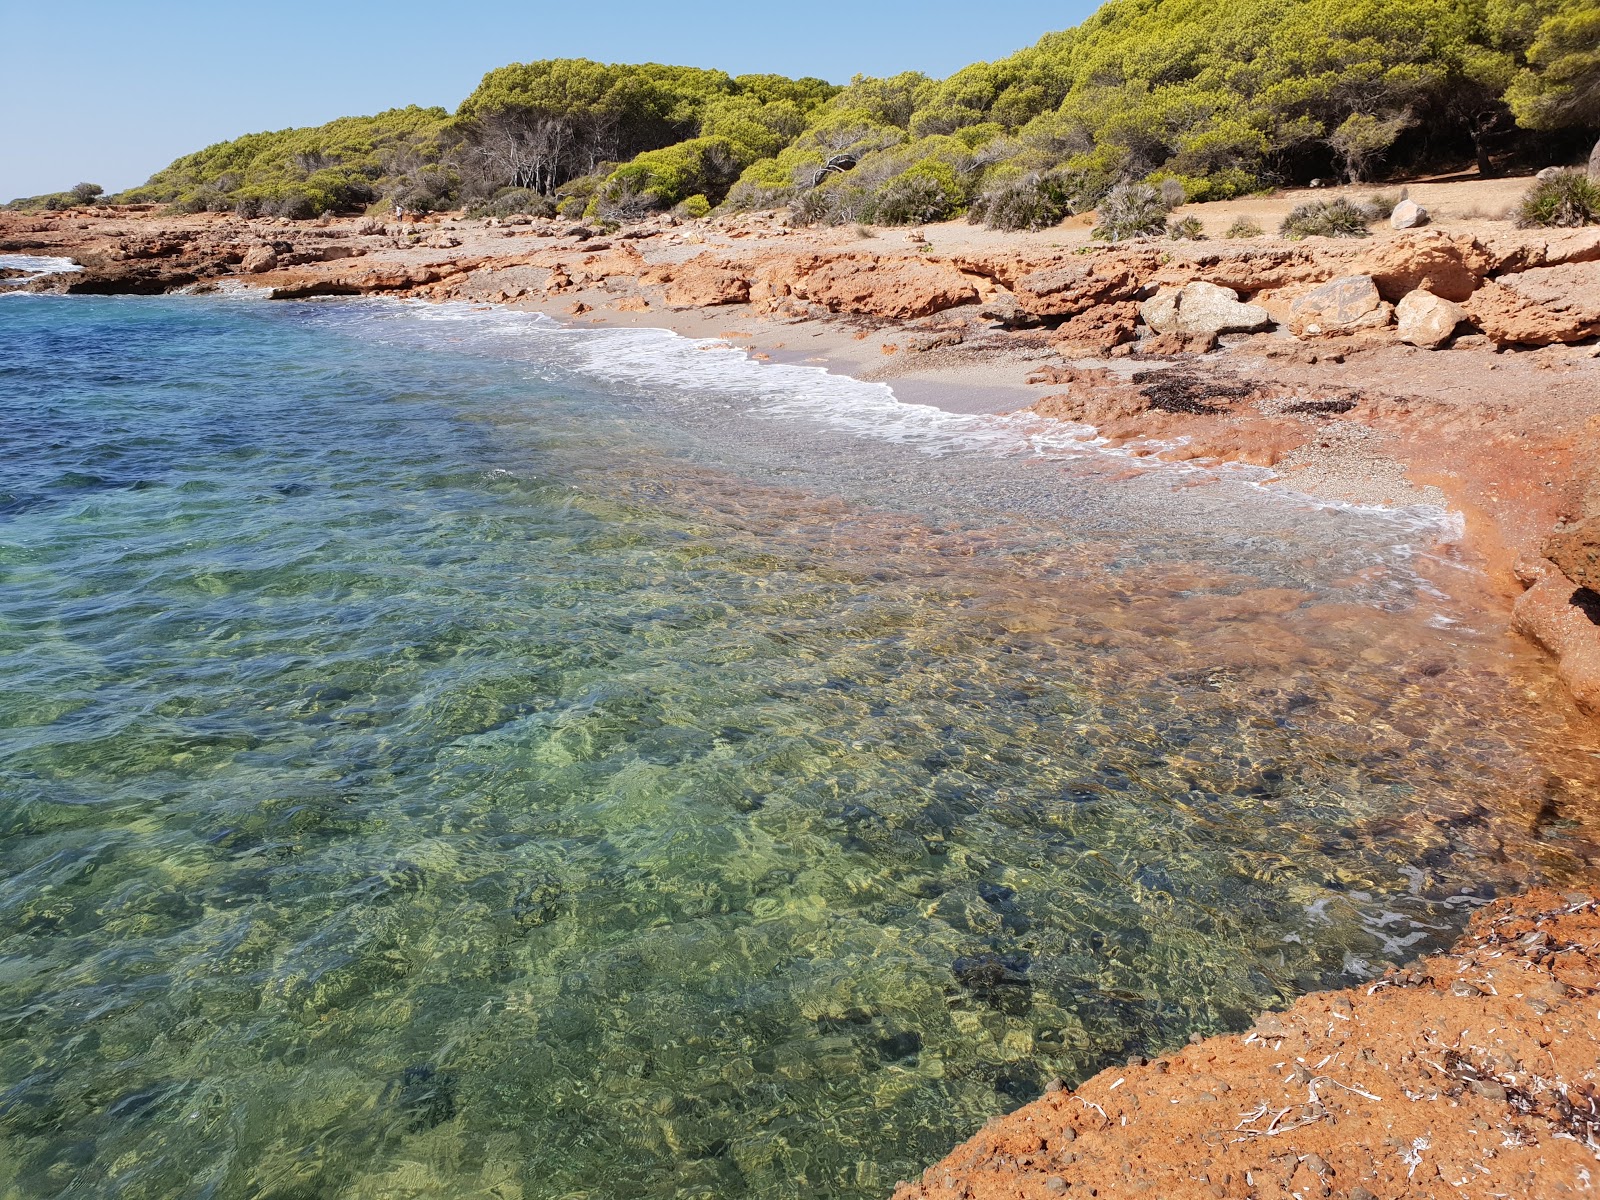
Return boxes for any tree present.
[70,182,103,205]
[1504,2,1600,177]
[1329,112,1414,180]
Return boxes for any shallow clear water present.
[1,293,1596,1200]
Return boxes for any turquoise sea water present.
[1,290,1596,1200]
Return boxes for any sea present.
[2,269,1596,1199]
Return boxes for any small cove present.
[1,291,1596,1200]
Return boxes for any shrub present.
[968,170,1080,231]
[789,188,832,226]
[1157,177,1187,208]
[594,180,662,223]
[676,193,712,219]
[1517,171,1600,228]
[1362,191,1401,219]
[722,179,796,213]
[70,182,104,205]
[1092,183,1168,242]
[268,190,319,220]
[1224,217,1264,238]
[1168,215,1206,240]
[1279,198,1372,239]
[874,163,963,225]
[468,187,555,219]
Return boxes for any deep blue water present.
[0,291,1594,1200]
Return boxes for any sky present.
[0,0,1099,201]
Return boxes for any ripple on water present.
[0,295,1595,1200]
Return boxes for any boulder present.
[1286,275,1391,336]
[1536,166,1564,182]
[1464,267,1600,347]
[1139,281,1272,336]
[1545,516,1600,592]
[785,253,979,319]
[1395,289,1464,349]
[1050,301,1141,355]
[1013,261,1142,317]
[241,244,278,274]
[1513,559,1600,715]
[1390,199,1429,230]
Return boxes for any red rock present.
[1351,231,1494,302]
[1049,302,1140,354]
[662,256,751,308]
[1013,261,1141,317]
[785,252,979,319]
[1465,270,1600,347]
[1513,559,1600,713]
[1545,515,1600,591]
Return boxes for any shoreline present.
[6,194,1600,1197]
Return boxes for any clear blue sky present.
[0,0,1098,201]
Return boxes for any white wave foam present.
[331,298,1463,541]
[0,255,82,287]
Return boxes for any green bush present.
[1224,217,1264,238]
[1362,191,1401,219]
[676,194,712,219]
[1279,198,1372,239]
[1092,183,1168,242]
[1517,171,1600,228]
[468,187,555,219]
[967,169,1083,230]
[70,182,104,205]
[874,162,964,225]
[121,106,453,216]
[1168,215,1206,240]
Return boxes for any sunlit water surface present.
[1,292,1597,1200]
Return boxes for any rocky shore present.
[893,889,1600,1200]
[8,187,1600,1198]
[12,187,1597,718]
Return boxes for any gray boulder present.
[1395,288,1464,349]
[1287,275,1391,336]
[1139,281,1273,336]
[1390,199,1429,229]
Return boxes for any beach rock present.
[1138,329,1219,355]
[241,244,278,274]
[661,256,751,308]
[1013,261,1142,318]
[785,253,979,319]
[1049,301,1140,354]
[1545,516,1600,591]
[1286,275,1391,336]
[1390,198,1429,229]
[1465,267,1600,346]
[1353,232,1495,302]
[1395,289,1464,348]
[1140,281,1272,336]
[1513,559,1600,714]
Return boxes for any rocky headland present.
[8,184,1600,1198]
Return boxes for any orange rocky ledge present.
[891,890,1600,1200]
